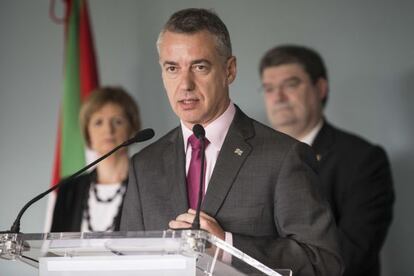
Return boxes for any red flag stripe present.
[79,0,99,101]
[50,0,99,187]
[51,117,62,186]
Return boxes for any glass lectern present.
[1,230,292,276]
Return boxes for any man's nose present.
[267,86,287,102]
[179,70,196,91]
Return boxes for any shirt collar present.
[299,119,324,146]
[181,102,236,152]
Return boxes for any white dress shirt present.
[299,119,324,146]
[181,102,236,188]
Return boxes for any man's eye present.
[284,79,301,88]
[263,86,275,94]
[166,66,178,73]
[193,64,208,72]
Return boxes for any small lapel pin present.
[234,148,243,156]
[316,154,322,161]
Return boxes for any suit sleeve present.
[120,157,145,231]
[338,146,394,275]
[232,142,344,276]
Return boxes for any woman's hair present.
[79,86,141,146]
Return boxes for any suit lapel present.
[163,128,188,214]
[202,106,253,217]
[312,121,336,162]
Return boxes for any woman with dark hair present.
[51,86,140,232]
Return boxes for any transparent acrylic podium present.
[0,230,292,276]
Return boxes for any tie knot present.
[188,134,209,150]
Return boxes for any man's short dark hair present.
[157,8,232,59]
[259,45,329,105]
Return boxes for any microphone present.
[191,124,206,230]
[192,124,205,139]
[5,128,155,234]
[122,128,155,146]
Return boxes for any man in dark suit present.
[259,45,394,276]
[121,9,343,275]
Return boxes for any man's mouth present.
[272,103,291,113]
[180,98,198,104]
[179,98,200,109]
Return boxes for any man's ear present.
[226,56,237,84]
[316,78,329,101]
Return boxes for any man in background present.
[121,8,343,275]
[259,44,394,276]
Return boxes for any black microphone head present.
[127,128,155,145]
[192,124,205,139]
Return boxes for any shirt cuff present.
[222,231,233,264]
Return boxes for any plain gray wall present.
[1,0,413,275]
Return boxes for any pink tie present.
[187,135,209,209]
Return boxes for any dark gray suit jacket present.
[121,107,343,275]
[312,122,394,276]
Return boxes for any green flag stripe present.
[61,0,86,177]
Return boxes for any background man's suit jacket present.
[121,107,343,276]
[312,122,394,276]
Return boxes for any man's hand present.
[169,209,225,240]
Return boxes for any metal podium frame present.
[1,230,292,276]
